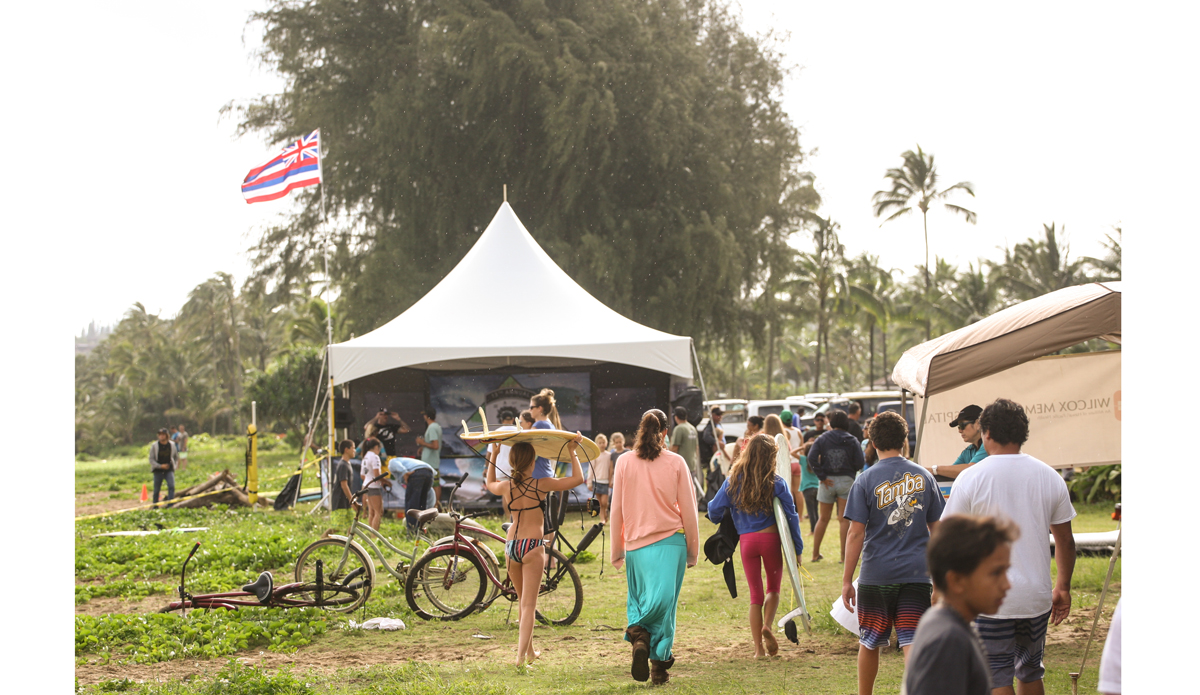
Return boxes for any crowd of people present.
[144,390,1119,693]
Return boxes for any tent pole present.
[913,395,929,463]
[1071,527,1121,689]
[321,141,335,509]
[691,339,708,401]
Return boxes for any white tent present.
[329,203,694,384]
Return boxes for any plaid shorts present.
[855,583,932,649]
[975,610,1051,687]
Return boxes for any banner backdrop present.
[428,372,594,505]
[915,351,1120,470]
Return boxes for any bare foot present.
[762,628,779,656]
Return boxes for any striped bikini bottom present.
[505,538,546,564]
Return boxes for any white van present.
[814,390,905,420]
[745,398,820,432]
[702,399,748,443]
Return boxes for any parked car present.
[746,398,819,431]
[813,390,905,421]
[875,400,918,456]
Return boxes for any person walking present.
[669,406,700,496]
[485,435,584,666]
[149,428,178,505]
[173,425,190,472]
[841,411,945,695]
[705,433,805,658]
[943,398,1077,695]
[586,433,613,523]
[808,410,865,562]
[359,438,386,531]
[610,409,700,685]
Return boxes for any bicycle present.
[159,542,359,613]
[403,475,594,626]
[294,473,503,612]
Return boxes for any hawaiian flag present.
[241,130,322,204]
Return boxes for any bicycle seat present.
[501,522,512,533]
[242,571,274,604]
[406,507,440,528]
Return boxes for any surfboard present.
[458,426,601,463]
[773,433,811,641]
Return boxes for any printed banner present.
[914,351,1121,470]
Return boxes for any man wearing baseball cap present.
[926,404,989,480]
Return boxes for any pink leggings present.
[739,530,783,605]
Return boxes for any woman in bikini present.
[485,433,584,666]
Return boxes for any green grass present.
[76,453,1120,693]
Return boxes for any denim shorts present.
[816,475,855,503]
[593,482,610,496]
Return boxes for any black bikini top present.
[507,476,545,536]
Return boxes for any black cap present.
[710,406,724,416]
[158,428,169,434]
[950,405,983,428]
[673,406,689,420]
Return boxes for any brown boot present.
[626,625,651,682]
[650,656,675,685]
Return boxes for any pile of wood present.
[168,470,273,509]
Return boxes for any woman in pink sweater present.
[610,409,700,685]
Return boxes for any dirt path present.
[75,491,144,517]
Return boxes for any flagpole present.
[319,129,335,506]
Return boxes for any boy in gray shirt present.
[902,514,1018,695]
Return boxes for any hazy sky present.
[26,1,1178,333]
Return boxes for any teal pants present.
[624,533,687,661]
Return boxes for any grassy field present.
[75,443,1120,693]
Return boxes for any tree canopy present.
[233,0,815,345]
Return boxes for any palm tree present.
[846,253,895,389]
[1083,226,1122,281]
[788,217,847,392]
[999,223,1088,301]
[872,145,976,339]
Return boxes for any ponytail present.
[633,409,668,461]
[532,389,561,429]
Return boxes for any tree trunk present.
[868,318,876,389]
[922,212,932,341]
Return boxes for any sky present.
[7,0,1187,336]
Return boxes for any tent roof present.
[891,282,1121,397]
[329,203,693,384]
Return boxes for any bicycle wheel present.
[405,547,487,621]
[275,582,361,609]
[534,546,583,626]
[293,538,376,613]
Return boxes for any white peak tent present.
[329,202,693,382]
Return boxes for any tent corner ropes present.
[327,203,697,507]
[891,282,1121,469]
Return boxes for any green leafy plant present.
[1069,464,1121,503]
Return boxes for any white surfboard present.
[772,433,811,639]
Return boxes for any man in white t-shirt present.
[943,398,1077,695]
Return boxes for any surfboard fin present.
[478,407,489,434]
[778,606,811,641]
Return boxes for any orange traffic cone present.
[140,484,148,502]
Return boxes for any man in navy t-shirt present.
[841,411,945,695]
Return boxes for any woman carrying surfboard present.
[484,434,584,667]
[705,433,805,658]
[609,409,700,685]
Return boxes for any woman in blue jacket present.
[706,434,804,658]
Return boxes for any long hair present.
[531,389,561,429]
[727,434,778,515]
[633,409,668,460]
[508,442,536,486]
[763,414,785,438]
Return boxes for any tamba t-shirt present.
[844,456,944,585]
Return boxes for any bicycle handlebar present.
[350,472,392,503]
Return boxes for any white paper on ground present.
[350,617,406,630]
[829,579,859,635]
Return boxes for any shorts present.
[363,487,382,497]
[790,462,802,481]
[975,610,1051,687]
[817,475,854,504]
[593,482,610,496]
[855,582,932,649]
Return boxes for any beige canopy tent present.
[891,281,1120,460]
